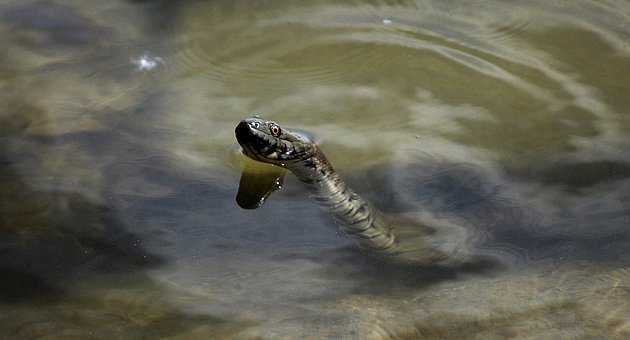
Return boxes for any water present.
[1,0,629,338]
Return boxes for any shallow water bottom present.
[1,0,630,338]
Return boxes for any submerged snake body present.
[235,118,397,252]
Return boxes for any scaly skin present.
[235,118,397,253]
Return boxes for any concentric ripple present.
[4,0,630,338]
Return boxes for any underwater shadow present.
[507,159,630,193]
[126,0,192,34]
[280,246,502,296]
[271,156,630,295]
[0,129,164,304]
[0,7,262,337]
[0,1,113,52]
[0,102,260,339]
[352,159,630,263]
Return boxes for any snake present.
[235,117,398,253]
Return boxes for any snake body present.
[235,118,397,252]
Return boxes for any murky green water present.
[1,0,630,338]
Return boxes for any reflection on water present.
[1,0,629,338]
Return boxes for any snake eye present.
[270,123,281,137]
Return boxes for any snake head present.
[235,118,315,167]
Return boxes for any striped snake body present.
[235,118,397,252]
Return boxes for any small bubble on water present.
[132,53,164,71]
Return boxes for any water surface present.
[1,0,630,338]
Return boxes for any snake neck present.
[287,147,397,252]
